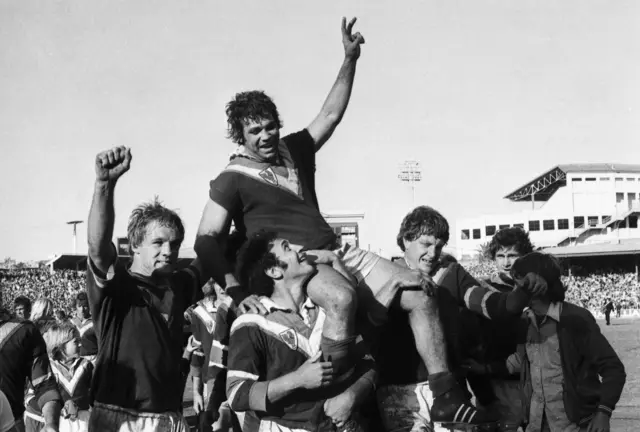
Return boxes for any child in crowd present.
[24,323,93,432]
[466,252,626,432]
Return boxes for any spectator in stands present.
[226,230,377,431]
[604,299,615,326]
[13,296,31,320]
[54,310,67,324]
[0,306,63,432]
[86,146,213,432]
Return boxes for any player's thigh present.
[307,264,356,311]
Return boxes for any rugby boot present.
[429,372,487,425]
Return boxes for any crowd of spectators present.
[2,262,640,317]
[0,268,85,316]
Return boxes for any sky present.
[1,0,639,261]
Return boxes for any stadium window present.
[619,218,627,229]
[571,177,582,182]
[461,229,470,240]
[588,216,599,227]
[574,216,585,228]
[630,216,638,229]
[616,192,624,203]
[514,223,524,229]
[472,229,481,239]
[485,225,496,236]
[585,177,596,182]
[615,177,624,185]
[602,215,611,224]
[558,219,569,230]
[543,220,555,230]
[528,221,540,231]
[600,177,610,181]
[627,178,636,181]
[499,224,510,230]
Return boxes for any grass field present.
[182,317,640,431]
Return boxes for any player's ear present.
[265,266,283,280]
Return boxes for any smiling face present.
[265,239,315,283]
[241,116,280,162]
[131,221,183,276]
[403,234,446,275]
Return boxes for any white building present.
[455,164,640,259]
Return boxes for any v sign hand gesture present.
[342,17,365,60]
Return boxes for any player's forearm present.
[505,287,531,315]
[87,180,116,266]
[347,368,376,407]
[194,233,239,289]
[266,370,302,405]
[42,400,62,429]
[319,56,358,126]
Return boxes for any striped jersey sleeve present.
[226,315,268,413]
[210,297,235,372]
[190,317,206,377]
[26,324,62,410]
[449,263,514,321]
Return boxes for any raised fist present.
[95,146,132,183]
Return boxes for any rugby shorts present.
[89,402,188,432]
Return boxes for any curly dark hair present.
[127,197,184,254]
[511,252,565,303]
[74,292,89,308]
[236,231,286,297]
[487,227,534,260]
[226,91,283,144]
[397,206,450,251]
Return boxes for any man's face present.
[495,246,522,277]
[132,222,182,276]
[241,116,280,162]
[76,303,90,320]
[268,239,315,283]
[403,234,446,275]
[14,304,28,320]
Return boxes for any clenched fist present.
[95,146,132,183]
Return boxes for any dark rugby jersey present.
[86,257,202,413]
[71,318,98,357]
[0,319,61,419]
[209,129,336,250]
[190,298,218,382]
[226,298,374,432]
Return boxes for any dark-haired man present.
[13,296,31,321]
[196,18,488,426]
[226,231,376,432]
[86,146,213,431]
[473,253,626,432]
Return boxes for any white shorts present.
[332,243,381,284]
[89,402,188,432]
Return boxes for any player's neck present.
[529,298,551,316]
[271,282,306,313]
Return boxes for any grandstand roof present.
[545,242,640,258]
[504,164,640,202]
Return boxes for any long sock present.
[428,371,456,397]
[321,335,356,376]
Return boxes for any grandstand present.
[455,164,640,268]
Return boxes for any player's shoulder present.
[230,312,271,335]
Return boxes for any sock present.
[428,371,457,398]
[321,335,357,376]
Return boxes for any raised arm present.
[87,146,131,274]
[307,17,365,151]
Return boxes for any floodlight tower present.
[398,160,422,208]
[66,220,84,254]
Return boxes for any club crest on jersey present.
[259,167,278,186]
[279,329,298,350]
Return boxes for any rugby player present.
[226,231,377,432]
[375,207,547,431]
[86,146,212,432]
[196,17,484,425]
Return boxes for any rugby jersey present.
[209,129,336,250]
[226,298,374,432]
[190,297,218,381]
[71,318,98,358]
[0,318,61,419]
